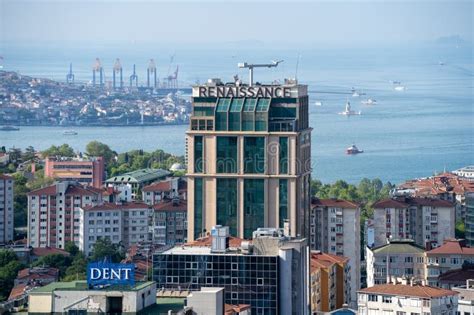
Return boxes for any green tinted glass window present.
[194,136,203,173]
[216,136,238,173]
[244,179,265,239]
[244,137,265,174]
[217,178,238,236]
[229,98,244,112]
[229,99,243,131]
[279,179,288,228]
[194,106,215,117]
[256,98,271,112]
[269,106,296,119]
[243,99,257,112]
[194,178,203,239]
[279,137,288,174]
[215,98,231,131]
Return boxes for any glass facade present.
[244,137,265,174]
[215,98,231,131]
[279,179,288,228]
[216,136,238,173]
[217,178,238,236]
[242,99,257,131]
[279,137,288,174]
[194,178,203,239]
[194,136,203,173]
[153,253,279,314]
[244,179,265,239]
[229,98,244,131]
[255,98,270,131]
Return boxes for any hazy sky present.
[1,0,472,45]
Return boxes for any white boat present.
[361,98,377,105]
[394,85,405,91]
[338,102,361,116]
[352,91,360,97]
[63,130,78,135]
[315,101,323,106]
[346,144,364,155]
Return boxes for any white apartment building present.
[311,198,360,307]
[79,202,150,256]
[366,239,426,287]
[27,182,102,249]
[425,239,474,287]
[373,197,455,248]
[358,283,458,315]
[142,178,179,205]
[452,279,474,315]
[0,174,14,244]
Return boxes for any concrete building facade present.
[186,81,312,241]
[44,156,105,188]
[152,198,187,246]
[373,197,455,248]
[310,198,360,306]
[0,174,14,245]
[27,182,102,249]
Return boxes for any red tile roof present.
[426,239,474,255]
[399,172,474,197]
[17,267,59,281]
[31,247,70,257]
[8,283,28,300]
[373,199,409,208]
[28,183,102,196]
[143,181,172,192]
[0,174,12,180]
[310,251,348,272]
[83,202,150,211]
[312,198,360,209]
[359,284,458,298]
[153,199,187,212]
[439,267,474,284]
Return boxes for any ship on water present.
[0,125,20,131]
[361,98,377,105]
[346,144,364,155]
[338,102,361,116]
[63,130,78,135]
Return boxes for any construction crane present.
[66,63,74,84]
[92,58,104,87]
[112,58,123,89]
[147,59,157,89]
[166,66,179,89]
[129,64,138,88]
[238,60,283,86]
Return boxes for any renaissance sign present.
[87,262,135,287]
[198,86,292,98]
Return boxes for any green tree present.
[33,253,72,276]
[0,250,23,300]
[86,141,115,163]
[63,253,88,282]
[27,170,54,190]
[64,241,79,257]
[90,238,124,263]
[12,173,29,228]
[43,144,75,157]
[456,220,466,239]
[22,146,36,161]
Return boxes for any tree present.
[0,250,23,300]
[90,238,124,263]
[86,141,115,163]
[27,170,54,190]
[62,253,88,282]
[22,146,36,161]
[43,144,75,157]
[456,220,466,239]
[64,241,79,257]
[33,253,72,276]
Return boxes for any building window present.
[231,263,238,271]
[243,137,265,174]
[279,179,288,228]
[257,278,264,286]
[382,296,392,303]
[216,178,238,236]
[215,98,230,131]
[216,136,237,173]
[194,136,204,173]
[242,98,257,131]
[279,137,288,174]
[244,179,265,239]
[231,277,238,285]
[368,294,378,302]
[206,277,213,284]
[229,98,244,131]
[194,178,204,239]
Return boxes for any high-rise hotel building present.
[186,78,312,241]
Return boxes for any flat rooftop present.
[29,281,155,294]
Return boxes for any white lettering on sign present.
[90,267,132,280]
[198,86,292,98]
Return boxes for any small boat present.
[352,91,360,97]
[315,101,323,106]
[394,85,405,91]
[63,130,78,135]
[0,125,20,131]
[338,102,361,116]
[346,144,364,155]
[361,98,377,105]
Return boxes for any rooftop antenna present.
[238,60,283,86]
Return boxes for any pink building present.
[44,156,105,188]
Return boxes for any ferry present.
[0,125,20,131]
[314,101,323,106]
[361,98,377,105]
[346,144,364,155]
[338,102,361,116]
[394,85,405,91]
[63,130,78,135]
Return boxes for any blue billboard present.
[87,262,135,287]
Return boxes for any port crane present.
[238,60,283,86]
[129,64,138,88]
[147,59,157,89]
[113,58,123,89]
[92,58,104,87]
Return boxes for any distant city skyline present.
[1,0,472,46]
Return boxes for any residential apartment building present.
[373,197,455,248]
[358,283,458,315]
[452,279,474,315]
[27,182,102,249]
[44,156,105,188]
[310,198,360,306]
[78,202,151,256]
[0,174,14,245]
[186,80,312,241]
[310,251,350,313]
[142,177,180,205]
[466,193,474,247]
[152,198,187,245]
[105,168,170,199]
[153,226,310,315]
[425,239,474,287]
[366,239,426,287]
